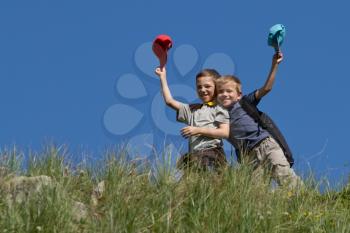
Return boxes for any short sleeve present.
[245,90,261,106]
[214,105,230,124]
[176,103,192,124]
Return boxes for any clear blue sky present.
[1,0,349,186]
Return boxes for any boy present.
[214,52,302,187]
[177,52,301,188]
[155,67,229,171]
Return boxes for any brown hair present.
[195,69,220,81]
[215,75,242,94]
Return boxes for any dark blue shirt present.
[227,91,270,152]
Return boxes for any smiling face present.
[196,76,216,103]
[216,80,242,108]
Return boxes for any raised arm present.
[255,52,283,100]
[180,123,229,139]
[155,67,183,111]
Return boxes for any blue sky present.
[1,0,349,186]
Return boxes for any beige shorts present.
[247,137,302,187]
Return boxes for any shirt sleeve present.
[245,90,261,106]
[214,105,230,124]
[176,103,192,124]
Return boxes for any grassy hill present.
[1,146,350,233]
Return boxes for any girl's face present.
[196,76,216,103]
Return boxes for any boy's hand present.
[155,67,166,79]
[181,126,200,138]
[272,52,283,65]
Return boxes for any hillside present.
[1,146,350,233]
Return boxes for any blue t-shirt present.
[226,91,270,152]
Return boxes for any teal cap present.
[268,24,286,51]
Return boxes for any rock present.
[72,201,88,222]
[91,180,105,207]
[0,175,52,204]
[1,174,90,224]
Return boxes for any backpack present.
[238,96,294,167]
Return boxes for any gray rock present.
[1,175,52,204]
[72,201,88,222]
[91,180,105,207]
[1,175,90,223]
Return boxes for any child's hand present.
[273,52,283,65]
[155,67,166,78]
[181,126,200,138]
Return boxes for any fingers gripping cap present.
[268,24,286,51]
[152,34,173,68]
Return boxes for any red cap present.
[152,34,173,68]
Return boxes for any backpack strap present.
[239,96,265,127]
[239,96,294,167]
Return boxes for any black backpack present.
[237,96,294,167]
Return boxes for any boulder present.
[1,175,52,204]
[72,201,88,222]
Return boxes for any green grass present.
[1,145,350,233]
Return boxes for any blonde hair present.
[215,75,242,94]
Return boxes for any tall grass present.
[1,145,350,232]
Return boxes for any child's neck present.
[204,100,216,106]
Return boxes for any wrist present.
[271,63,278,70]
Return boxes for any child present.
[155,67,229,171]
[214,52,302,188]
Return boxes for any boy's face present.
[196,76,216,103]
[217,81,242,108]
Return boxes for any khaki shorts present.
[247,137,302,188]
[247,137,290,168]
